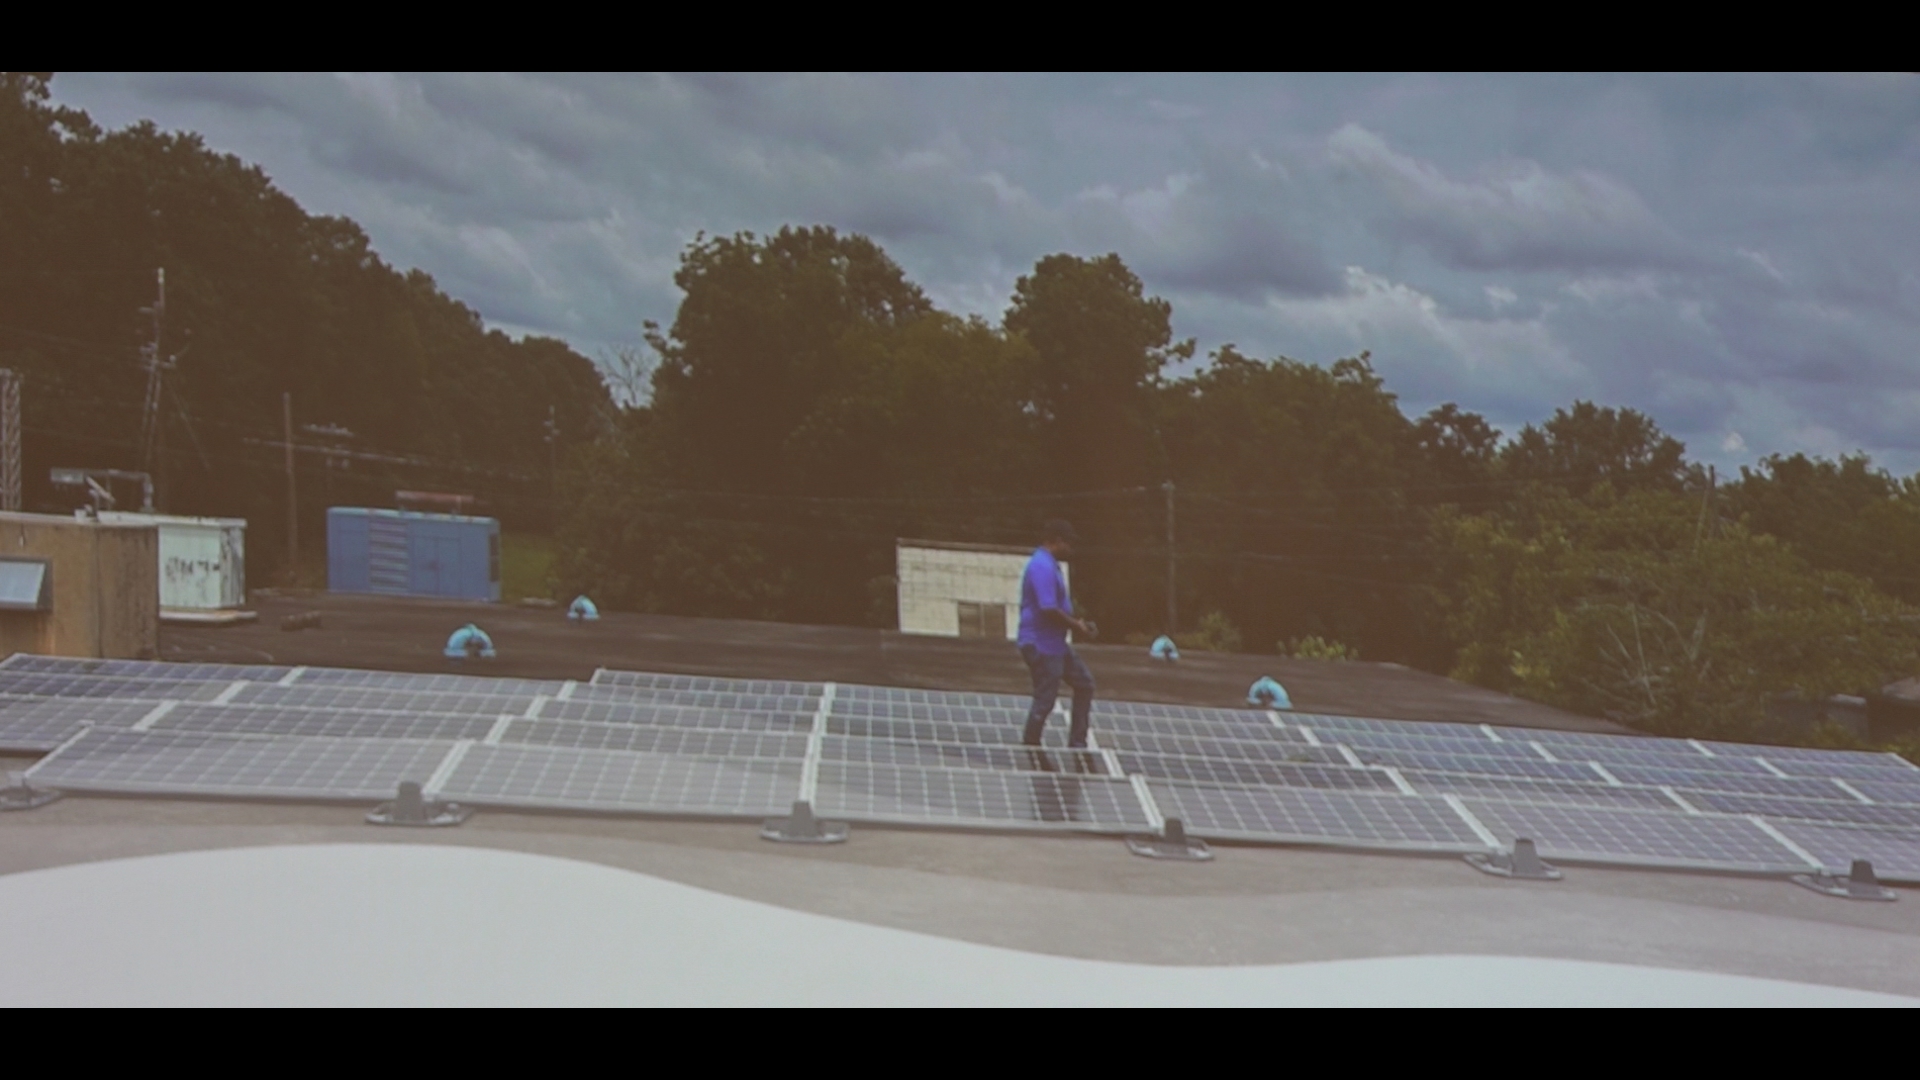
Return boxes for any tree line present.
[555,226,1920,746]
[0,73,611,571]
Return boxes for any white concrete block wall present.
[896,544,1068,640]
[97,513,248,611]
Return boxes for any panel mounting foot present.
[1126,817,1212,860]
[761,800,848,844]
[1466,837,1562,880]
[1,772,60,812]
[366,781,472,827]
[1793,859,1897,902]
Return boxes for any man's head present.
[1042,518,1077,555]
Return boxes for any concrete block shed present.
[95,512,246,612]
[0,510,158,658]
[327,508,501,603]
[896,539,1062,640]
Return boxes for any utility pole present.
[0,369,20,513]
[283,392,298,585]
[1163,480,1176,634]
[139,268,171,513]
[1694,464,1716,552]
[545,404,558,528]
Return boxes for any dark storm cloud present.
[44,72,1920,472]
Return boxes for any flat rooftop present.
[4,594,1916,1003]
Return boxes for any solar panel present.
[1397,770,1681,810]
[436,744,802,817]
[834,684,1031,710]
[0,672,230,701]
[154,704,496,742]
[1765,759,1920,784]
[818,736,1111,775]
[564,685,818,713]
[1145,781,1485,851]
[1699,741,1912,769]
[1115,753,1400,791]
[24,728,457,801]
[589,669,822,697]
[502,719,808,759]
[0,655,290,681]
[290,669,564,695]
[1680,791,1920,830]
[1459,800,1813,873]
[830,699,1028,725]
[810,762,1150,831]
[538,699,812,731]
[1349,749,1601,781]
[1081,712,1303,740]
[1840,778,1920,806]
[825,715,1080,748]
[1557,746,1776,774]
[1091,701,1274,725]
[1326,731,1548,759]
[1499,725,1693,750]
[1607,765,1856,799]
[1761,820,1920,882]
[0,697,167,750]
[229,684,539,717]
[1090,730,1342,764]
[1295,713,1488,740]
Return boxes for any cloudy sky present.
[48,73,1920,472]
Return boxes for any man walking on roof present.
[1019,519,1098,749]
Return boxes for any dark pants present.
[1021,644,1094,748]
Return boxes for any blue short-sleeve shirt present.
[1017,547,1071,656]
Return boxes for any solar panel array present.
[8,651,1920,882]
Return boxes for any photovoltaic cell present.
[1460,800,1810,872]
[1146,781,1485,851]
[1397,771,1681,810]
[24,728,456,800]
[436,744,802,816]
[502,719,807,759]
[1681,791,1920,830]
[1762,819,1920,881]
[811,762,1150,831]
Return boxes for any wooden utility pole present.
[1694,464,1716,552]
[283,392,298,584]
[1163,480,1177,634]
